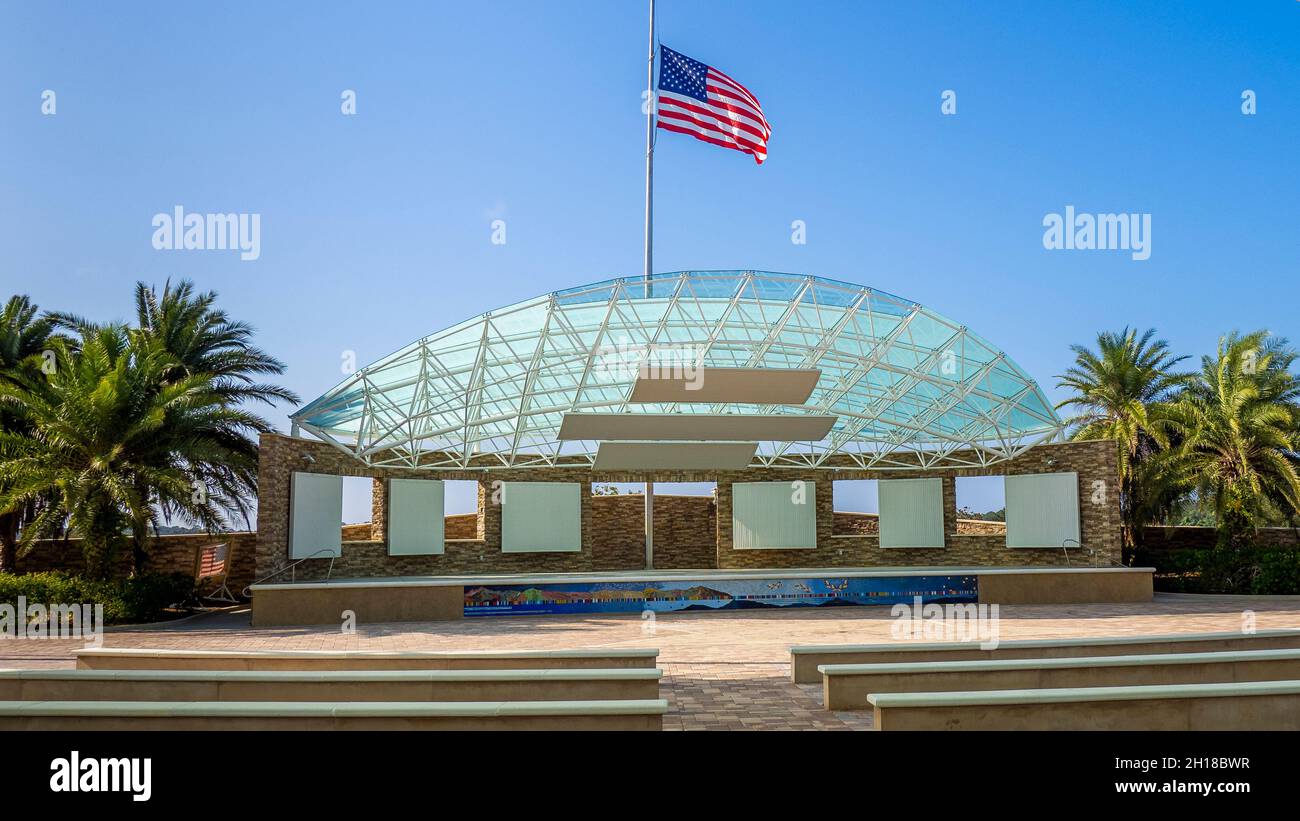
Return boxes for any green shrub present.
[0,571,198,625]
[1194,548,1257,594]
[1149,546,1300,595]
[111,572,199,623]
[1147,548,1212,593]
[1251,550,1300,596]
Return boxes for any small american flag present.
[656,45,770,164]
[198,543,228,577]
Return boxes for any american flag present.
[198,543,228,577]
[656,45,770,164]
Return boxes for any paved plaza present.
[3,594,1298,730]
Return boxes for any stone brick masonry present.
[1140,525,1300,551]
[591,494,717,570]
[253,433,1122,582]
[709,439,1121,570]
[13,438,1121,594]
[834,512,1007,536]
[19,531,259,594]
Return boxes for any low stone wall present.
[445,513,478,540]
[340,523,373,541]
[1135,525,1300,588]
[17,532,259,594]
[818,534,1081,568]
[957,519,1009,536]
[834,512,879,535]
[1140,525,1300,551]
[345,514,477,542]
[833,511,1006,536]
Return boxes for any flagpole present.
[643,0,656,288]
[643,0,656,571]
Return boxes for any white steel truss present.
[292,271,1065,471]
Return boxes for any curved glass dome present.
[293,270,1063,470]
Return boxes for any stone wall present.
[834,512,880,535]
[1133,526,1300,590]
[589,494,717,570]
[647,495,718,569]
[709,440,1119,569]
[15,438,1122,587]
[813,533,1087,568]
[340,523,372,541]
[1139,525,1300,552]
[257,434,601,583]
[957,519,1009,536]
[445,513,478,540]
[833,511,1007,536]
[322,495,718,574]
[256,434,1120,580]
[18,531,259,593]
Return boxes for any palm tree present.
[0,296,62,571]
[1055,328,1192,549]
[1170,331,1300,549]
[52,281,298,570]
[129,280,298,407]
[0,326,274,578]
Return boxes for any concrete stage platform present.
[250,566,1154,627]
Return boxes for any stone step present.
[75,646,659,671]
[0,667,661,703]
[867,680,1300,731]
[0,698,668,731]
[790,629,1300,683]
[819,648,1300,709]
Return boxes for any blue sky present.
[2,1,1297,520]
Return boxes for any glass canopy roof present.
[292,270,1064,470]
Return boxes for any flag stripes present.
[656,45,770,164]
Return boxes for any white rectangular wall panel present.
[289,472,342,559]
[387,479,445,556]
[731,481,817,549]
[1006,472,1081,548]
[878,478,944,548]
[501,482,582,553]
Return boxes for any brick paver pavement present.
[2,593,1297,730]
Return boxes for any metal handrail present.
[1060,538,1078,567]
[241,549,337,598]
[1063,538,1127,569]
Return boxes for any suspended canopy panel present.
[292,270,1064,471]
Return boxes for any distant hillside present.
[152,525,208,535]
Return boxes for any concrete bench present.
[820,648,1300,709]
[790,629,1300,683]
[0,667,661,703]
[0,699,668,731]
[75,647,659,672]
[868,679,1300,730]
